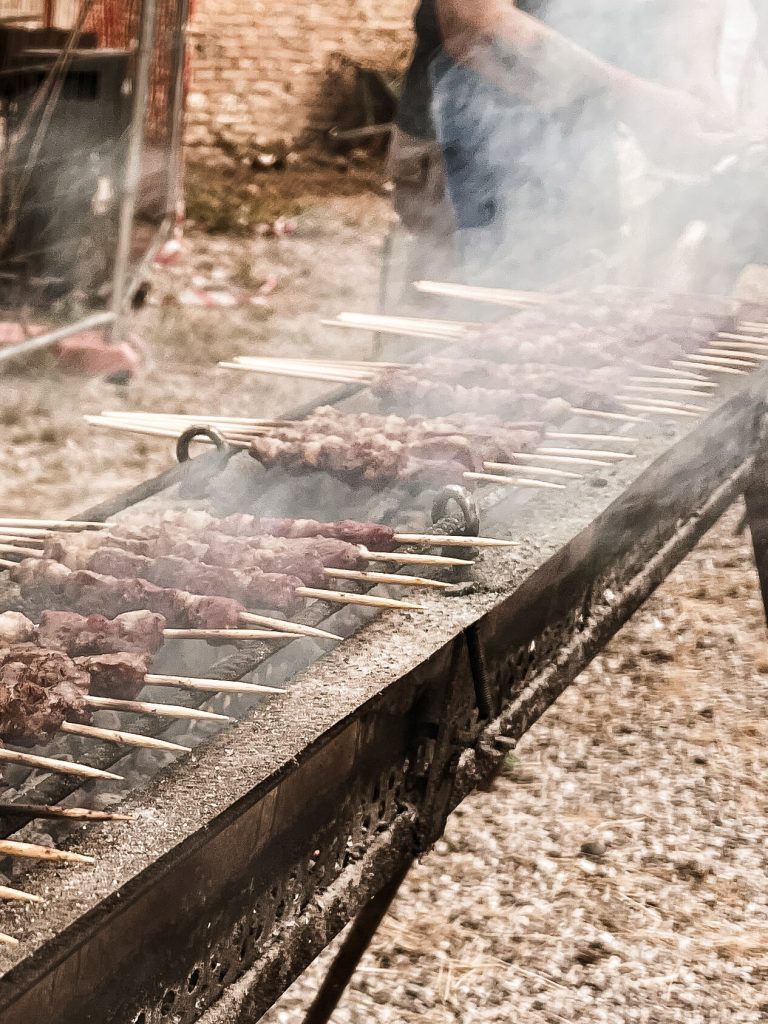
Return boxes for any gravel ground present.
[0,178,390,517]
[2,165,767,1022]
[262,509,768,1024]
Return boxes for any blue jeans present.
[430,47,621,288]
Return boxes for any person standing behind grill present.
[387,1,456,310]
[417,0,735,289]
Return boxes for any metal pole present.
[110,0,158,331]
[123,0,189,308]
[0,311,116,364]
[302,860,412,1024]
[165,0,189,219]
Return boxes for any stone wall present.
[185,0,415,157]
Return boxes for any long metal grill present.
[0,296,766,1024]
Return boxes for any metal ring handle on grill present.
[431,485,481,538]
[176,425,231,463]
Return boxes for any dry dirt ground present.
[262,509,768,1024]
[2,164,768,1021]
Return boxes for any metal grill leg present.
[302,861,412,1024]
[744,454,768,626]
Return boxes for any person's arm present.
[435,0,734,139]
[662,0,727,99]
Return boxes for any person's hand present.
[622,79,739,173]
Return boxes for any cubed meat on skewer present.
[37,610,166,656]
[74,652,152,701]
[0,612,36,645]
[10,560,246,630]
[0,646,91,744]
[86,548,305,615]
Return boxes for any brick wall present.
[185,0,416,156]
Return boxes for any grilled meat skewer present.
[0,609,165,655]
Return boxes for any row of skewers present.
[3,284,765,940]
[0,509,521,935]
[80,287,768,494]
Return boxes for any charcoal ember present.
[75,652,152,700]
[37,610,166,655]
[0,611,35,644]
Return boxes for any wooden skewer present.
[628,376,717,388]
[569,407,647,423]
[233,358,372,378]
[363,549,473,567]
[546,432,638,445]
[220,362,363,385]
[0,839,94,865]
[736,321,768,333]
[294,587,426,611]
[684,353,756,368]
[84,696,234,722]
[0,518,104,529]
[0,536,45,547]
[0,803,133,822]
[91,414,261,442]
[464,472,566,489]
[337,311,474,332]
[621,385,715,399]
[321,318,463,341]
[324,568,452,589]
[466,471,567,488]
[164,627,304,641]
[722,329,768,341]
[672,359,747,376]
[413,279,553,306]
[637,364,710,382]
[536,446,634,460]
[60,721,191,753]
[0,542,46,557]
[0,558,18,569]
[511,451,613,467]
[0,884,43,904]
[392,533,516,548]
[621,403,699,418]
[0,932,18,946]
[0,748,122,780]
[618,396,708,413]
[0,526,56,538]
[238,613,342,640]
[99,411,283,426]
[84,418,252,446]
[144,673,286,696]
[701,347,767,361]
[484,461,581,479]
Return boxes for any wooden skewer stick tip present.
[60,721,191,753]
[393,533,516,548]
[0,803,133,822]
[295,587,426,611]
[464,472,566,489]
[325,568,452,589]
[84,695,234,722]
[0,748,122,781]
[238,613,342,641]
[145,674,286,696]
[0,839,94,865]
[0,884,43,904]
